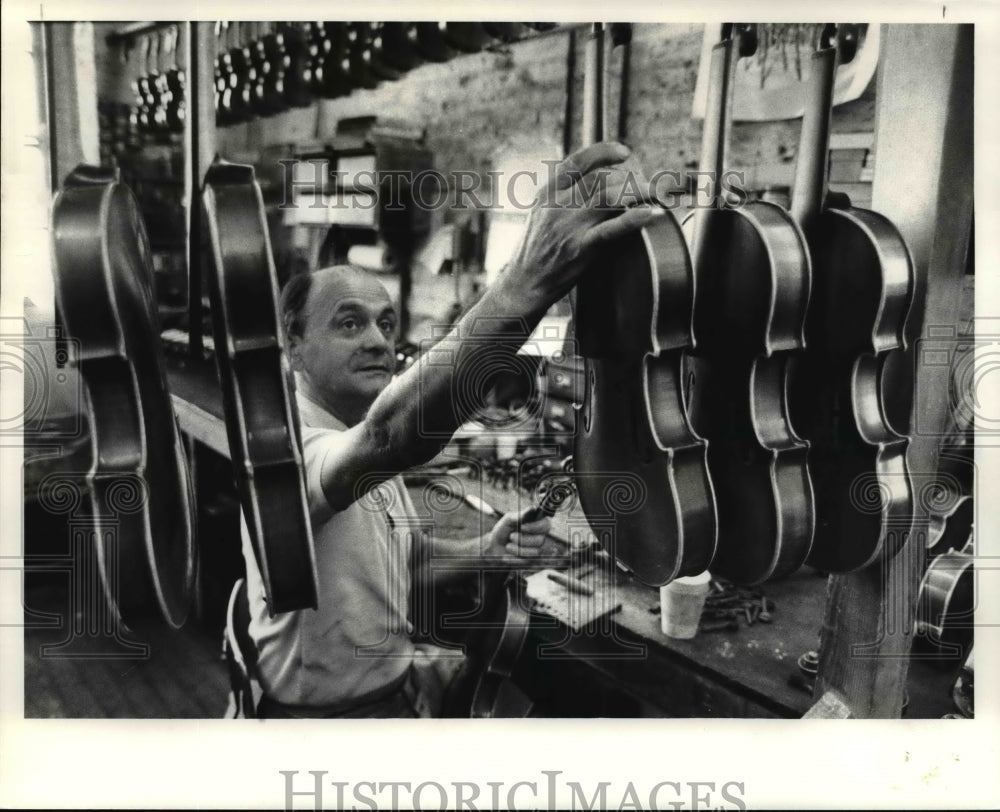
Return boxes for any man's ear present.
[286,336,304,371]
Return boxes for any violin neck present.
[696,32,740,207]
[790,46,838,229]
[582,23,606,146]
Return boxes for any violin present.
[916,549,974,662]
[574,23,717,586]
[370,22,423,75]
[314,22,352,99]
[425,458,576,717]
[467,477,573,718]
[414,23,457,63]
[442,23,494,54]
[249,22,289,117]
[278,22,313,109]
[787,25,915,572]
[346,22,394,90]
[163,26,186,133]
[684,23,815,585]
[50,166,196,631]
[221,22,254,124]
[201,161,319,614]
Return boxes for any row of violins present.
[125,21,559,137]
[129,25,185,137]
[212,21,556,126]
[572,22,917,589]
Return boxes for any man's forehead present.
[307,268,394,314]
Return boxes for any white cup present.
[659,570,712,639]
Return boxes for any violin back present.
[51,166,196,631]
[202,161,318,615]
[575,216,717,586]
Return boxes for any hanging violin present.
[574,23,717,586]
[786,24,914,573]
[684,23,815,585]
[50,166,196,631]
[202,160,318,614]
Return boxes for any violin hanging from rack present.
[279,22,313,108]
[372,22,424,74]
[50,166,197,632]
[131,35,151,133]
[136,34,158,133]
[684,23,815,585]
[221,21,253,124]
[573,23,717,586]
[164,25,186,133]
[786,24,915,573]
[316,22,352,98]
[202,160,319,615]
[414,22,457,62]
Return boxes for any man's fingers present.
[509,531,549,548]
[516,517,552,535]
[547,141,632,193]
[582,203,668,248]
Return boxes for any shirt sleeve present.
[299,425,351,525]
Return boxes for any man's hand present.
[317,143,665,512]
[502,141,665,310]
[485,506,568,565]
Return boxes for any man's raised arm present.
[318,142,662,510]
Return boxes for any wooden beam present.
[185,22,217,360]
[814,24,974,718]
[44,23,99,187]
[803,690,854,719]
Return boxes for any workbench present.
[420,476,963,719]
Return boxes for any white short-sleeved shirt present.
[240,391,419,707]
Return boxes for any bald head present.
[280,265,390,343]
[280,265,398,424]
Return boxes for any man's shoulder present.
[296,390,348,432]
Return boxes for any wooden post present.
[185,21,217,359]
[43,23,99,188]
[813,24,974,718]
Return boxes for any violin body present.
[202,161,318,614]
[917,550,974,661]
[278,23,313,108]
[791,205,914,571]
[372,23,423,74]
[315,22,351,99]
[469,574,534,718]
[50,166,196,631]
[780,37,915,573]
[221,34,253,124]
[575,213,717,586]
[686,200,815,584]
[414,23,457,63]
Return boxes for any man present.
[242,142,662,718]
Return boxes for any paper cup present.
[660,570,712,639]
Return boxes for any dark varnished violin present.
[277,22,313,109]
[574,24,717,586]
[202,161,318,614]
[684,23,815,585]
[220,22,254,125]
[371,22,424,75]
[787,25,914,573]
[50,165,196,631]
[312,22,351,99]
